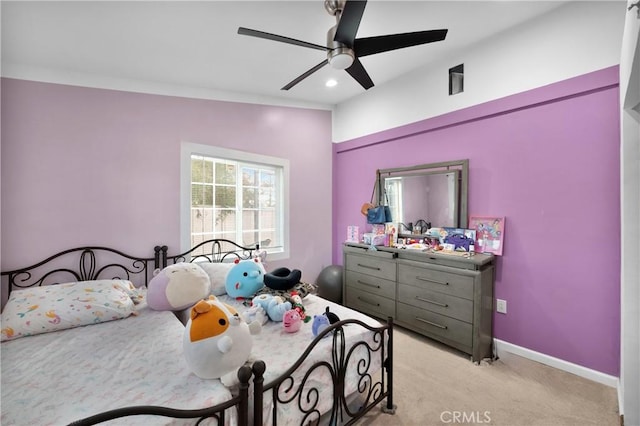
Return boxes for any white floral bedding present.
[1,288,386,426]
[0,298,237,426]
[219,293,386,425]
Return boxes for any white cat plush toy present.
[183,296,260,386]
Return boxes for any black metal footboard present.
[68,365,254,426]
[251,317,395,426]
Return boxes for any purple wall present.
[333,66,621,375]
[1,79,332,285]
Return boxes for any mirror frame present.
[377,159,469,229]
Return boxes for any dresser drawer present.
[345,286,395,319]
[396,302,472,348]
[398,263,474,300]
[345,253,396,281]
[343,243,495,363]
[345,270,396,299]
[398,283,473,323]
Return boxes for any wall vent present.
[449,64,464,95]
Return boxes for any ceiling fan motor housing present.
[327,25,354,70]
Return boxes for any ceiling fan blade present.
[345,57,374,90]
[281,59,329,90]
[354,29,448,57]
[333,0,367,46]
[238,27,328,52]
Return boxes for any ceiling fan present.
[237,0,448,91]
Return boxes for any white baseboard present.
[493,339,618,388]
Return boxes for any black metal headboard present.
[162,239,258,267]
[1,246,164,297]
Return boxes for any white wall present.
[333,1,627,142]
[619,1,640,423]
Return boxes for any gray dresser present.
[343,243,495,363]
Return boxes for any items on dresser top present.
[343,243,495,363]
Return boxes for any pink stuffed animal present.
[282,309,302,333]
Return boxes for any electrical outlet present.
[496,299,507,314]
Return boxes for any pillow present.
[147,263,211,311]
[196,262,234,296]
[1,280,142,341]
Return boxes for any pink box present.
[385,223,397,245]
[346,226,359,243]
[363,233,386,245]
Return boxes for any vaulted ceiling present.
[1,1,569,107]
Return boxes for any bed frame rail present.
[1,246,163,297]
[252,317,395,426]
[161,239,258,267]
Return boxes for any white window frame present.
[385,177,403,227]
[180,142,290,261]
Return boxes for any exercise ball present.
[316,265,343,304]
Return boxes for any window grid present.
[191,155,282,254]
[385,177,403,228]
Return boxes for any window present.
[384,177,403,228]
[181,142,289,260]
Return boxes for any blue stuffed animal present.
[251,294,292,322]
[311,307,340,338]
[311,314,331,338]
[225,258,265,299]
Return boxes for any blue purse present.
[367,205,388,224]
[366,178,392,224]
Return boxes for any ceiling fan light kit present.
[328,47,354,70]
[237,0,448,91]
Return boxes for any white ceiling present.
[1,1,570,108]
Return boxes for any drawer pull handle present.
[416,296,448,308]
[416,276,449,286]
[357,280,380,289]
[357,263,381,271]
[357,296,380,307]
[416,317,448,329]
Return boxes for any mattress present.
[0,302,236,426]
[1,290,385,426]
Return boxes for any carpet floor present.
[356,326,619,426]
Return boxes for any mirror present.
[378,160,468,234]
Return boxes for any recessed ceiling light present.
[325,79,338,88]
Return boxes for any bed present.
[1,240,395,425]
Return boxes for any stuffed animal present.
[225,258,266,299]
[290,291,311,323]
[242,303,268,326]
[311,314,331,338]
[255,250,267,265]
[195,262,234,296]
[282,309,302,333]
[323,306,340,325]
[147,263,210,311]
[251,294,292,322]
[183,296,261,385]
